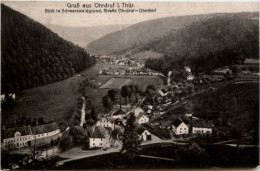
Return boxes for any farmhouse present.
[137,125,161,142]
[135,107,144,117]
[96,117,115,130]
[192,119,214,134]
[136,113,149,124]
[137,124,171,142]
[89,126,110,148]
[172,118,189,135]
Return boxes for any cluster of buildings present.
[193,67,234,85]
[99,68,162,76]
[1,122,61,151]
[1,93,16,104]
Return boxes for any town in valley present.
[1,2,259,170]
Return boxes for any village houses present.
[89,126,111,148]
[1,122,61,151]
[96,117,115,130]
[137,125,161,142]
[172,117,189,135]
[136,113,149,125]
[134,107,144,117]
[192,119,214,134]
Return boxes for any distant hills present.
[144,13,259,73]
[46,24,129,48]
[86,12,258,56]
[86,12,258,74]
[1,4,96,93]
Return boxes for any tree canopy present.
[1,4,96,93]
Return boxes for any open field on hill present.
[2,74,84,127]
[99,75,163,90]
[100,78,132,89]
[2,62,164,126]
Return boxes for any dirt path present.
[139,154,175,161]
[79,96,86,127]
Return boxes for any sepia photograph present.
[1,1,259,170]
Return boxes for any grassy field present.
[100,78,132,89]
[2,74,84,126]
[2,62,164,126]
[99,76,163,90]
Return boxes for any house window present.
[93,143,95,146]
[93,138,95,141]
[100,143,102,145]
[101,138,102,141]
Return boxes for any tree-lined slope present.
[86,12,258,57]
[86,14,227,55]
[145,13,259,74]
[1,4,96,93]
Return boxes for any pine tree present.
[90,106,97,121]
[121,113,141,159]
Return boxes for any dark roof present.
[90,126,110,138]
[192,119,214,128]
[31,122,59,134]
[172,118,183,127]
[2,126,32,139]
[136,124,171,140]
[137,113,149,120]
[59,122,69,132]
[113,109,126,116]
[136,126,146,135]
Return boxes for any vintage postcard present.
[1,1,259,170]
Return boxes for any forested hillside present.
[86,13,229,55]
[145,13,259,74]
[1,4,96,93]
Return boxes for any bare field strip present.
[99,78,132,89]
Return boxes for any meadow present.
[2,62,164,126]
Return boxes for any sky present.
[2,1,259,27]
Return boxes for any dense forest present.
[145,14,259,74]
[1,4,96,93]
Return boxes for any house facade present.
[192,119,214,134]
[137,114,149,125]
[1,122,61,151]
[172,118,189,135]
[1,126,33,150]
[31,122,61,140]
[135,107,144,117]
[96,117,115,130]
[137,128,161,142]
[89,126,110,148]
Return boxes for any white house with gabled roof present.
[135,107,144,117]
[172,118,189,135]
